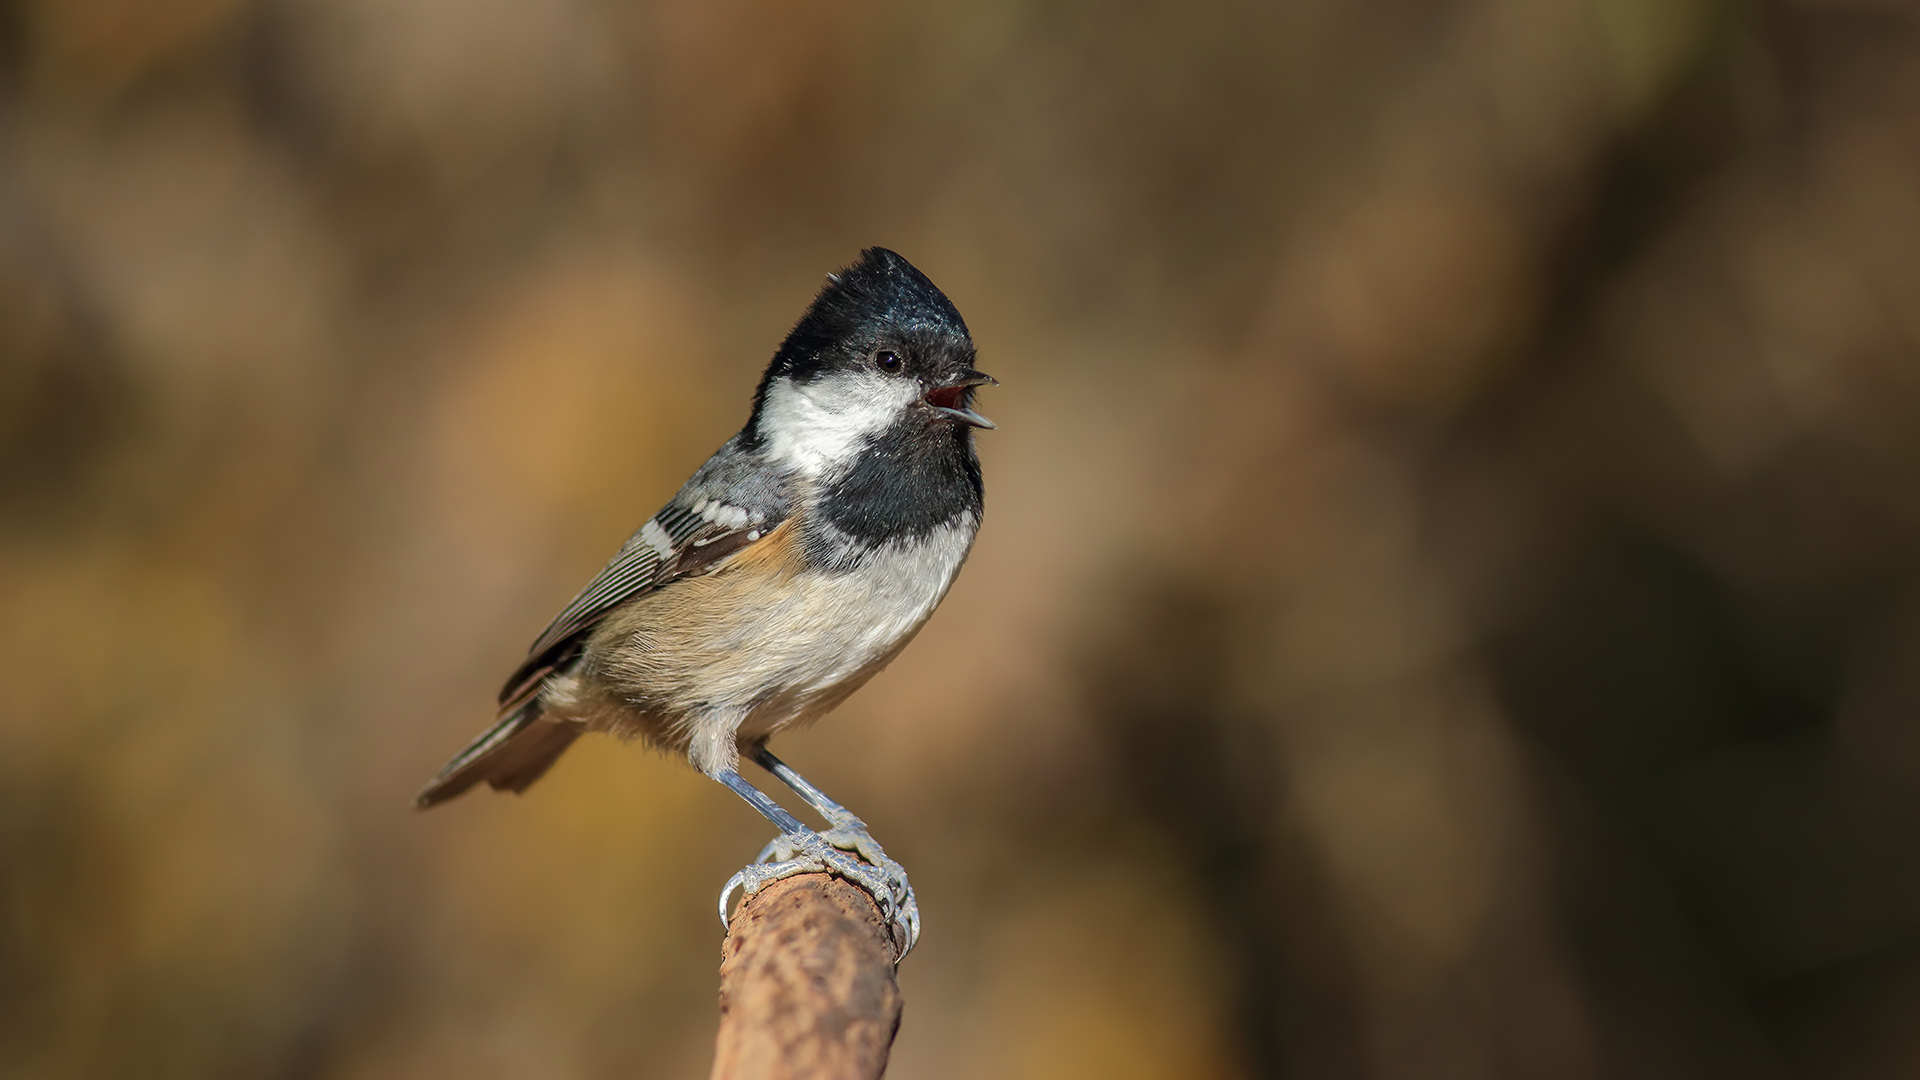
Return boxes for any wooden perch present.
[711,873,905,1080]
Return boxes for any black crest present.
[752,248,972,404]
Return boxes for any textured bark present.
[710,874,904,1080]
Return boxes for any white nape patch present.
[757,372,921,478]
[639,519,675,560]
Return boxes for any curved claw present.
[719,868,750,928]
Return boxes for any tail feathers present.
[416,701,584,809]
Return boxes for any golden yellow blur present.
[6,1,1920,1077]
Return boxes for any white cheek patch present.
[757,373,919,477]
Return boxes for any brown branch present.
[710,873,904,1080]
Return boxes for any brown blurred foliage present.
[6,0,1920,1077]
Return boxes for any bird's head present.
[751,248,995,478]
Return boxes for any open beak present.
[922,370,999,429]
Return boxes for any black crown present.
[765,248,971,382]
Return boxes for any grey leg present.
[715,752,921,957]
[752,747,905,887]
[752,746,858,824]
[717,767,808,833]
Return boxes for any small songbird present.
[417,247,993,953]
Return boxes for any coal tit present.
[418,247,994,953]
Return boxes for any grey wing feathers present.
[512,528,668,684]
[424,438,791,809]
[497,487,786,705]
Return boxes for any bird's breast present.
[589,513,979,727]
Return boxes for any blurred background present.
[5,0,1920,1077]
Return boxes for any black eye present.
[875,350,903,373]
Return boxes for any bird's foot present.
[719,822,920,957]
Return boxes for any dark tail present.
[415,700,583,809]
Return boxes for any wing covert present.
[497,489,787,705]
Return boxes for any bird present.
[416,247,993,954]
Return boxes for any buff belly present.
[539,517,975,776]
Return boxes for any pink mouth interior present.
[924,385,970,411]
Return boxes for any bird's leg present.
[751,746,920,952]
[715,753,920,957]
[752,745,866,828]
[716,767,808,834]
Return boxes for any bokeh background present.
[6,0,1920,1077]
